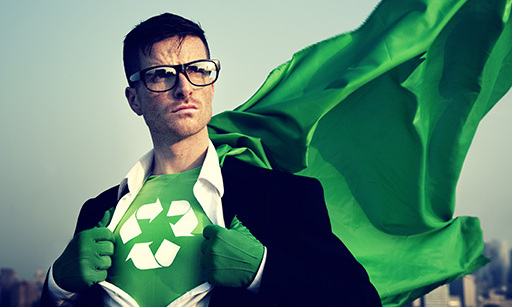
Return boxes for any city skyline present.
[3,238,511,307]
[4,238,511,282]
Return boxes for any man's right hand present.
[52,210,115,292]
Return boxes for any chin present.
[170,124,208,141]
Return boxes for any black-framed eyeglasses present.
[129,59,220,92]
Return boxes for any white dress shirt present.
[47,140,266,307]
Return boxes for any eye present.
[187,62,214,76]
[145,67,176,83]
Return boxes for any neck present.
[151,129,209,175]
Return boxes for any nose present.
[172,72,193,100]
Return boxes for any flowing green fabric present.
[208,0,512,305]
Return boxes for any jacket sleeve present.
[258,176,381,306]
[73,185,120,235]
[40,186,120,307]
[217,158,381,306]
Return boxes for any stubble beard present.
[149,109,212,146]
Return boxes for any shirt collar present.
[117,140,224,200]
[198,140,224,197]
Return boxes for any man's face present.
[126,36,214,143]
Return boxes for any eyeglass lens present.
[143,60,218,92]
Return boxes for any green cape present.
[209,0,512,305]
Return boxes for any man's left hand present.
[201,216,264,288]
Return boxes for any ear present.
[125,87,143,116]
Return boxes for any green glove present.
[53,209,115,292]
[201,216,264,288]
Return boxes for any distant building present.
[508,249,512,299]
[410,284,450,307]
[0,268,41,307]
[32,270,45,288]
[397,239,511,306]
[0,268,18,288]
[479,240,511,289]
[450,274,477,307]
[1,268,19,306]
[10,281,40,307]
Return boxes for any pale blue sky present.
[0,0,510,280]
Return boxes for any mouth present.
[172,104,198,113]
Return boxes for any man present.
[41,13,381,306]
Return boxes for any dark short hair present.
[123,13,210,87]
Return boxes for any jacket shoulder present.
[220,156,329,233]
[74,185,119,235]
[221,156,321,187]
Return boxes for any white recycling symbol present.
[119,198,198,270]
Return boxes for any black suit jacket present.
[41,157,381,306]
